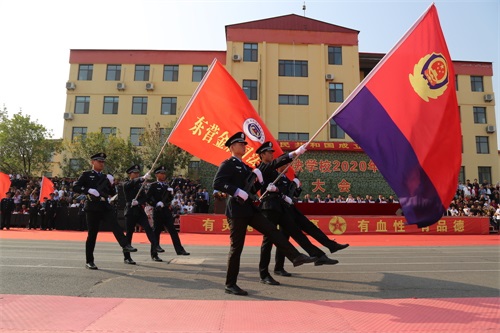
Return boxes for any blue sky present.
[0,0,498,144]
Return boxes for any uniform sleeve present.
[73,173,88,194]
[213,160,239,196]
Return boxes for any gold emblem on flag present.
[409,53,449,102]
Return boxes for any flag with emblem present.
[169,59,295,173]
[0,172,11,200]
[332,4,460,227]
[39,176,55,203]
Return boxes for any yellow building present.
[61,14,497,183]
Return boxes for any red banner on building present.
[180,214,489,235]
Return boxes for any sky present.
[0,0,498,143]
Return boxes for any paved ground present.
[0,230,499,332]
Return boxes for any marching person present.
[73,153,137,270]
[146,166,190,262]
[122,164,164,265]
[256,141,342,284]
[213,132,317,296]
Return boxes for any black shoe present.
[124,258,136,265]
[152,256,163,262]
[314,254,339,266]
[155,246,165,253]
[86,262,98,270]
[330,242,349,253]
[273,269,292,277]
[224,284,248,296]
[260,275,280,285]
[292,254,317,267]
[177,250,190,256]
[122,245,137,253]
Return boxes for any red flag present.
[332,4,460,227]
[39,176,55,203]
[0,172,11,201]
[169,59,295,175]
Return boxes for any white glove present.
[142,172,151,180]
[131,199,139,206]
[293,144,307,157]
[156,201,164,208]
[167,187,174,193]
[266,184,278,192]
[283,195,293,205]
[252,168,264,184]
[235,189,249,201]
[107,174,114,184]
[88,188,99,197]
[293,178,301,187]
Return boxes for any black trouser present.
[1,212,12,229]
[45,211,55,230]
[226,212,302,286]
[124,207,158,260]
[79,214,87,231]
[85,209,128,264]
[29,212,38,229]
[260,208,325,278]
[152,207,184,256]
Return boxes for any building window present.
[278,95,309,105]
[243,80,258,100]
[72,127,87,142]
[459,166,465,185]
[328,46,342,65]
[329,83,344,102]
[101,127,117,138]
[473,106,486,124]
[78,64,93,80]
[475,136,489,154]
[243,43,258,62]
[130,127,144,146]
[74,96,90,114]
[192,65,208,82]
[329,119,345,139]
[106,65,121,81]
[160,128,172,142]
[163,65,179,81]
[132,97,148,115]
[69,158,83,172]
[188,161,200,173]
[278,132,309,141]
[161,97,177,115]
[278,60,308,77]
[134,65,150,81]
[478,167,492,184]
[103,96,119,114]
[458,106,461,122]
[455,74,458,91]
[470,76,484,92]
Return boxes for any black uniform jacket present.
[73,171,113,212]
[146,182,174,213]
[258,153,294,212]
[123,178,147,217]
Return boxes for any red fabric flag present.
[39,176,55,203]
[332,4,460,227]
[169,59,295,176]
[0,172,11,201]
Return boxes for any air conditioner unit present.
[145,82,154,91]
[484,94,494,102]
[117,82,126,90]
[63,112,73,120]
[486,125,496,133]
[325,74,334,81]
[232,54,242,62]
[66,82,76,90]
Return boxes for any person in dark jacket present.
[1,192,15,230]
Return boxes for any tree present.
[62,131,142,178]
[138,121,192,177]
[0,110,59,176]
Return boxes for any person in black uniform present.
[28,199,39,230]
[73,152,137,270]
[146,166,189,262]
[213,132,317,296]
[255,141,341,285]
[122,164,163,265]
[44,193,58,230]
[1,192,15,230]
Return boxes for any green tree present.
[62,131,142,178]
[138,121,192,177]
[0,111,59,176]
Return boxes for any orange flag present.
[39,176,55,203]
[0,172,11,201]
[169,59,295,174]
